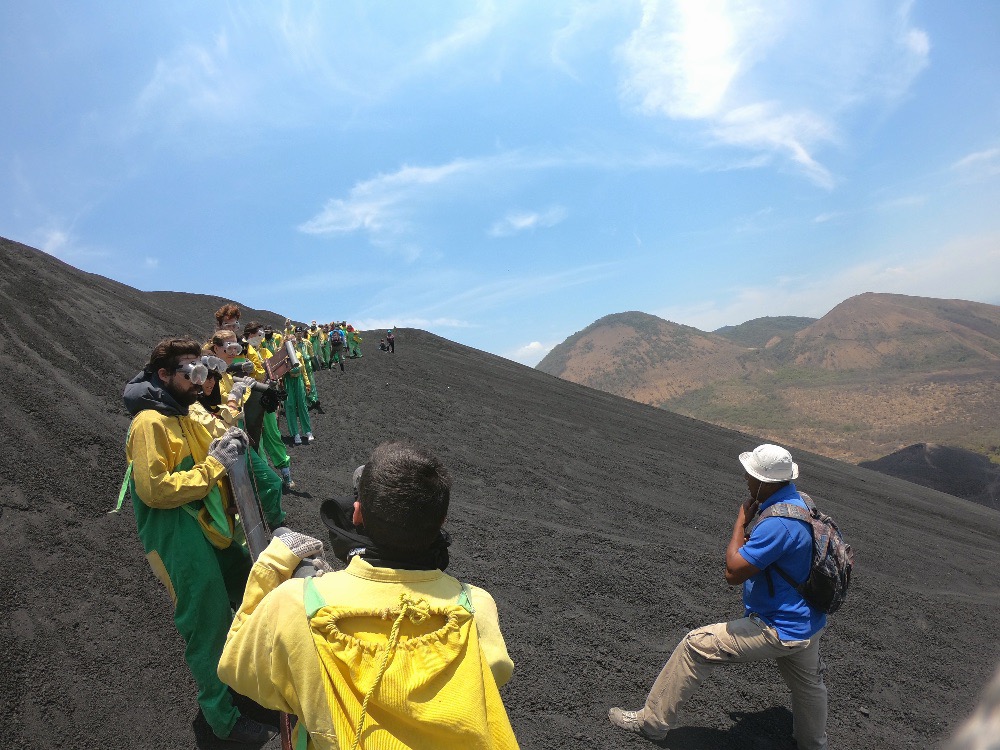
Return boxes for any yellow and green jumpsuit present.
[125,406,250,739]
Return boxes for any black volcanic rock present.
[860,443,1000,511]
[3,236,1000,749]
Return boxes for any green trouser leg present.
[332,350,344,371]
[133,498,251,738]
[260,411,289,470]
[305,362,319,404]
[284,376,312,435]
[248,447,285,527]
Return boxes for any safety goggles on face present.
[222,341,243,356]
[222,320,240,331]
[200,355,228,377]
[175,360,209,385]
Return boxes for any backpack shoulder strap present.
[303,576,327,619]
[759,502,813,525]
[456,582,475,614]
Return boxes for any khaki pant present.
[640,615,827,750]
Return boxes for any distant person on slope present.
[122,338,277,745]
[243,322,296,490]
[326,324,345,372]
[386,329,395,353]
[219,441,518,750]
[609,444,829,750]
[282,331,314,445]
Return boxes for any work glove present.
[227,377,254,404]
[273,527,325,559]
[208,427,249,472]
[240,360,255,375]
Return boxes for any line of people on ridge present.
[120,318,999,750]
[118,303,388,743]
[119,315,835,750]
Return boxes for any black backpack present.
[750,492,853,614]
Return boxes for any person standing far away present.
[386,329,395,353]
[122,338,277,745]
[219,441,519,750]
[282,331,314,446]
[609,443,829,750]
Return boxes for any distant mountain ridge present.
[538,293,1000,477]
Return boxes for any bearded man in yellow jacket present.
[123,338,277,745]
[219,441,518,750]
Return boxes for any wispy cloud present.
[424,262,618,317]
[654,231,1000,330]
[297,148,682,253]
[617,0,930,187]
[951,147,1000,181]
[489,206,568,237]
[351,317,476,332]
[131,32,248,130]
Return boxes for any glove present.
[207,427,249,471]
[260,387,279,413]
[273,527,325,559]
[227,377,254,404]
[241,360,255,375]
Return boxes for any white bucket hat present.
[739,444,798,483]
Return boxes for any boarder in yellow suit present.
[219,441,518,750]
[123,338,277,745]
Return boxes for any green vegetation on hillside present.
[714,316,816,348]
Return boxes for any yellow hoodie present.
[219,542,517,750]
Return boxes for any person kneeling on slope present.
[219,441,519,750]
[609,444,830,750]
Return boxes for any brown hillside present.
[539,294,1000,471]
[538,311,751,404]
[785,292,1000,370]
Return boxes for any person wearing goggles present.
[122,338,277,745]
[215,303,241,333]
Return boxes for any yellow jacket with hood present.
[219,541,516,750]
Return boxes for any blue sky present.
[3,1,999,365]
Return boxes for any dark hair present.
[358,442,451,553]
[147,338,202,377]
[243,320,263,336]
[214,303,241,326]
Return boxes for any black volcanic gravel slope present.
[2,237,999,750]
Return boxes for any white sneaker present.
[608,708,666,740]
[306,432,315,443]
[293,434,302,445]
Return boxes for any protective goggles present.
[200,355,228,376]
[175,361,210,385]
[222,341,243,356]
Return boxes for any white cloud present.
[953,148,1000,170]
[951,147,1000,181]
[489,206,568,237]
[617,0,930,187]
[132,32,247,129]
[298,160,476,244]
[297,149,681,253]
[505,340,557,366]
[351,317,475,332]
[654,231,1000,330]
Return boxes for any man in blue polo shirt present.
[609,443,828,750]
